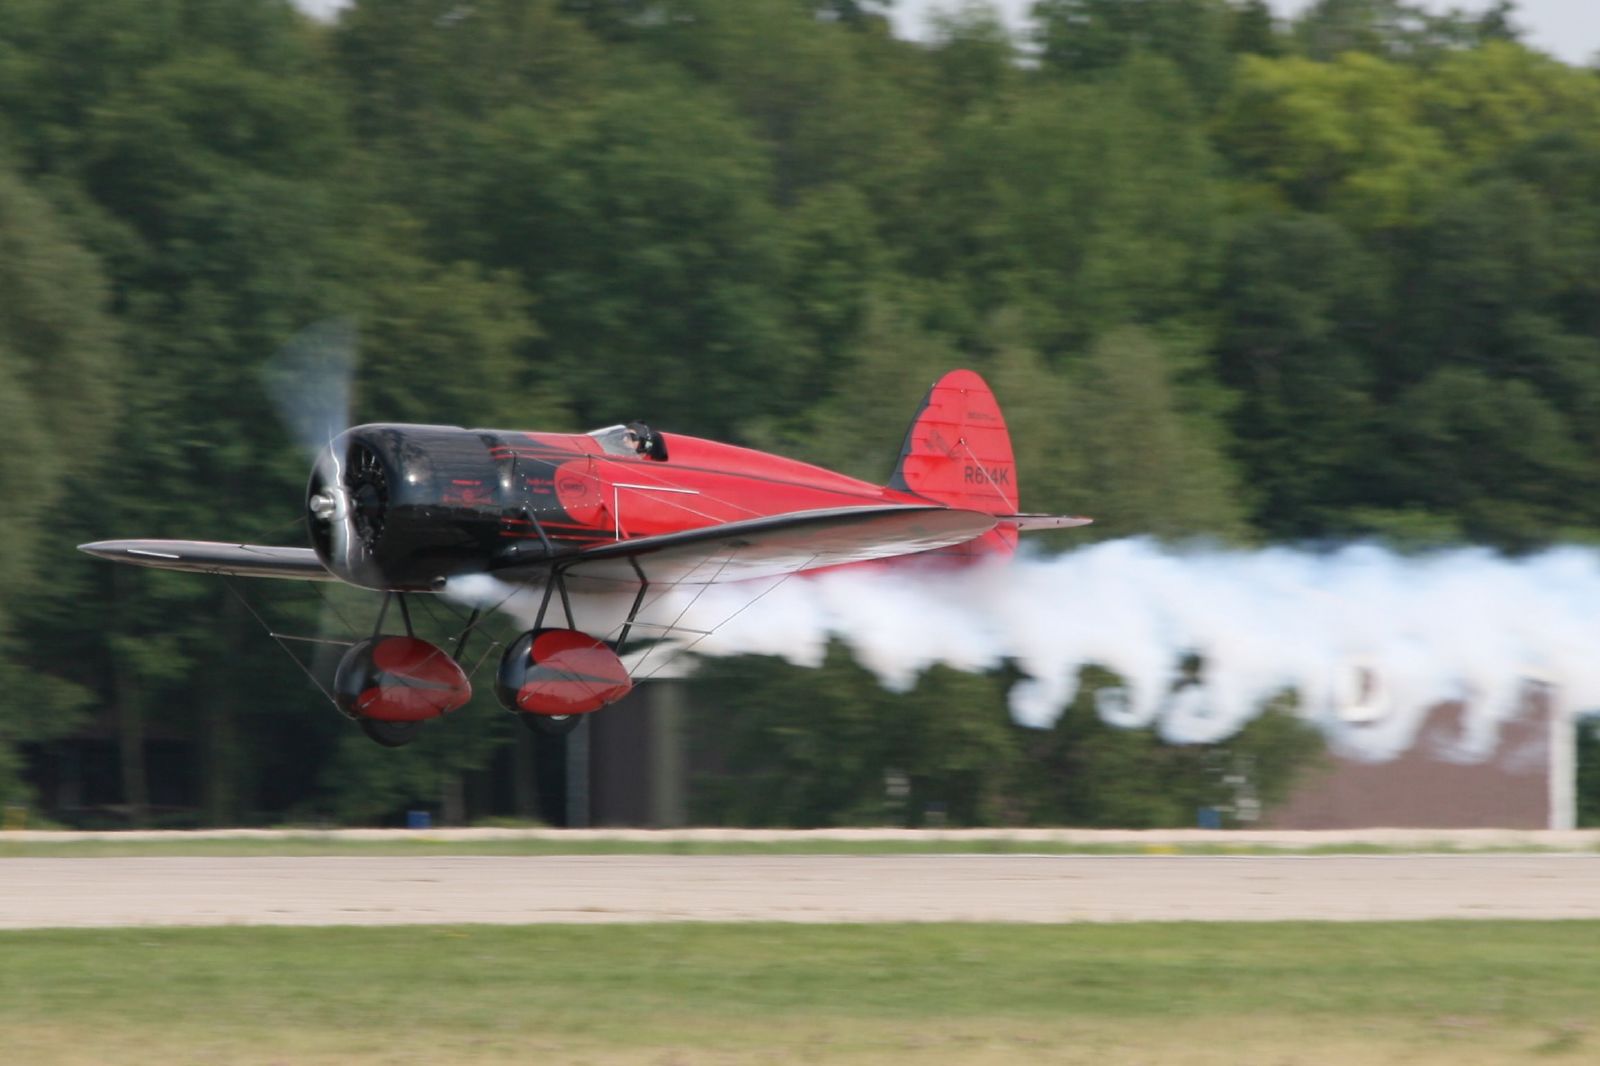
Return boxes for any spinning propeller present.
[261,319,391,586]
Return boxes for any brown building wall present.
[1268,697,1551,830]
[587,683,688,828]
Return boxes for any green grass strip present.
[2,922,1597,1064]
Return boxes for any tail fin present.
[888,369,1019,515]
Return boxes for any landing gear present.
[237,576,490,749]
[495,628,631,717]
[519,713,582,737]
[360,719,424,747]
[279,562,648,747]
[335,591,475,746]
[493,564,644,724]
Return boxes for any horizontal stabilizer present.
[1000,514,1094,531]
[78,540,335,581]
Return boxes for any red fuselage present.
[494,427,1016,559]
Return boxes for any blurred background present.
[2,0,1599,831]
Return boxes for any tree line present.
[0,0,1595,826]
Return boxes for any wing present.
[79,505,1000,588]
[78,540,335,581]
[497,504,998,589]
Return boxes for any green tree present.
[1027,668,1324,826]
[985,308,1082,521]
[689,646,1024,827]
[748,288,956,482]
[345,209,557,431]
[1057,328,1248,541]
[335,0,609,141]
[0,163,120,807]
[1210,211,1385,536]
[1033,0,1238,106]
[1387,180,1563,388]
[1419,42,1600,170]
[810,0,895,30]
[1579,717,1600,828]
[646,0,930,210]
[0,0,319,173]
[1229,0,1283,58]
[462,85,803,436]
[1292,0,1512,63]
[777,184,895,406]
[915,57,1224,349]
[1378,368,1591,548]
[71,44,350,823]
[1219,52,1451,230]
[927,4,1022,115]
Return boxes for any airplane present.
[80,368,1089,746]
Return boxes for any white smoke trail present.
[451,540,1600,762]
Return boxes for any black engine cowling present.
[308,424,517,590]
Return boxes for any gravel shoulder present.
[4,852,1598,928]
[7,826,1599,848]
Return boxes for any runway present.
[4,853,1598,928]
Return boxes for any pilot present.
[622,421,669,461]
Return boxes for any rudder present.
[888,369,1019,516]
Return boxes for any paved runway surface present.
[4,854,1599,927]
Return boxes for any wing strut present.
[453,608,481,664]
[220,577,343,708]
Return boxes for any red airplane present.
[82,369,1089,745]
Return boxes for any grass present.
[1,922,1597,1063]
[2,835,1591,858]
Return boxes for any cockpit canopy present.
[589,421,668,461]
